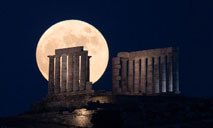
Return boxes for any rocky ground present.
[1,95,213,128]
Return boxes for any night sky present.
[0,0,213,117]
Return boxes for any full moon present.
[36,20,109,84]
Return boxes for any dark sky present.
[0,0,213,117]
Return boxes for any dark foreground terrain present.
[1,95,213,128]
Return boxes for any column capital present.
[153,56,160,59]
[55,55,61,58]
[121,57,128,61]
[48,55,55,58]
[134,57,140,60]
[61,54,68,57]
[82,51,88,56]
[160,55,166,58]
[140,56,146,59]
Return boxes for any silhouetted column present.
[147,57,153,94]
[167,54,173,92]
[48,55,55,95]
[86,56,91,82]
[140,57,146,94]
[55,55,61,94]
[128,59,133,93]
[80,52,87,91]
[112,57,121,93]
[134,57,140,94]
[121,57,128,93]
[67,55,73,92]
[61,55,67,93]
[153,56,160,93]
[173,53,180,94]
[160,56,166,93]
[73,55,79,92]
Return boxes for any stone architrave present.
[61,55,67,93]
[153,56,160,93]
[167,54,173,92]
[73,55,79,92]
[121,57,128,93]
[140,57,146,94]
[128,59,133,93]
[67,55,73,92]
[55,55,61,94]
[48,55,55,95]
[160,56,166,93]
[134,57,140,94]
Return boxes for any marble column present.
[140,57,146,94]
[160,56,166,93]
[80,52,87,91]
[121,58,128,93]
[86,56,91,82]
[153,56,160,93]
[73,55,79,92]
[128,59,133,93]
[48,55,55,95]
[167,54,173,92]
[173,53,180,94]
[134,57,140,94]
[61,55,67,93]
[67,55,73,92]
[147,57,153,94]
[112,57,120,93]
[54,55,61,94]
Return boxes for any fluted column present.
[73,55,79,92]
[48,55,55,95]
[173,53,180,94]
[112,57,121,93]
[128,59,133,93]
[80,52,87,91]
[61,55,67,93]
[153,56,160,93]
[67,55,73,92]
[134,57,140,94]
[140,57,146,94]
[160,56,166,93]
[121,58,128,93]
[86,56,91,82]
[147,57,153,94]
[167,54,173,92]
[55,55,61,94]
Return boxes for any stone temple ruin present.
[46,46,180,97]
[47,46,93,96]
[29,46,181,119]
[112,47,180,95]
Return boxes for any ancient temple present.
[47,46,93,96]
[112,47,180,95]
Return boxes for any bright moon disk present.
[36,20,109,84]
